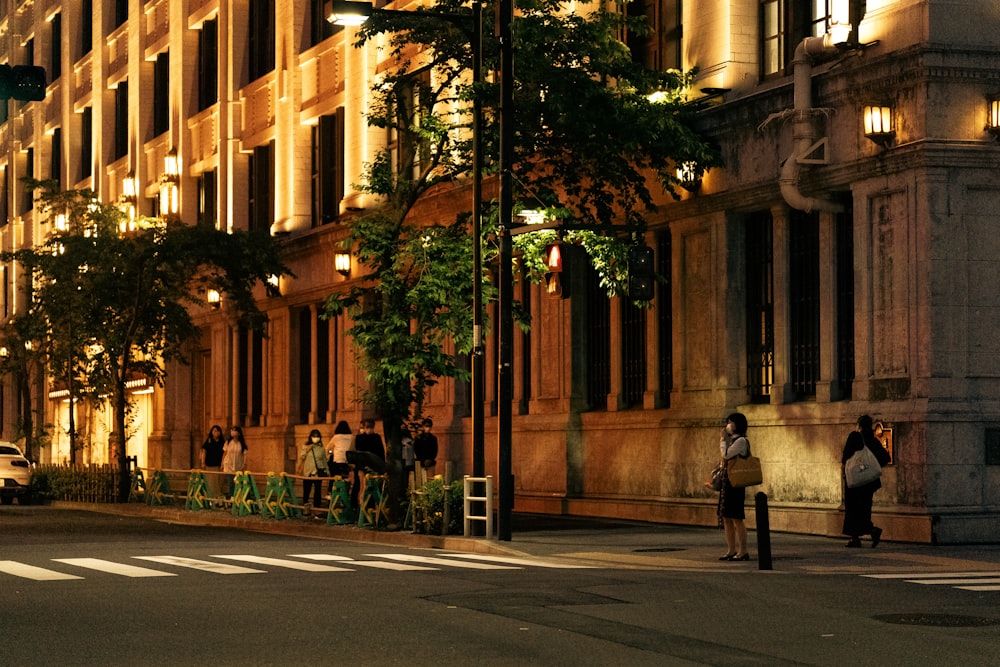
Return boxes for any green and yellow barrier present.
[185,470,212,510]
[230,471,261,517]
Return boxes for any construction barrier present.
[326,476,353,525]
[358,474,388,528]
[130,468,147,502]
[145,470,174,506]
[230,471,261,517]
[185,470,212,510]
[260,472,301,520]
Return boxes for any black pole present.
[469,0,486,537]
[496,0,514,541]
[471,0,484,482]
[755,491,772,570]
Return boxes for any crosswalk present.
[0,551,596,582]
[862,570,1000,592]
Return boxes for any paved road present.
[2,506,999,666]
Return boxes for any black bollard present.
[755,491,772,571]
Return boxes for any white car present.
[0,442,32,504]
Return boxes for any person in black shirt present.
[199,425,226,501]
[413,417,439,482]
[351,418,384,511]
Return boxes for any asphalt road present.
[2,507,999,666]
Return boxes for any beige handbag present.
[727,444,763,488]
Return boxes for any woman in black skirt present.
[718,412,750,561]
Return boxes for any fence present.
[33,463,471,536]
[33,463,124,504]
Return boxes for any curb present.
[54,501,527,557]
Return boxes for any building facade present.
[1,0,999,543]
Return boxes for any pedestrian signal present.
[627,244,655,301]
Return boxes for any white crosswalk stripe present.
[210,555,354,572]
[288,554,437,571]
[134,556,267,574]
[0,560,83,581]
[53,558,177,577]
[441,553,600,568]
[862,571,1000,592]
[365,553,521,569]
[0,551,598,581]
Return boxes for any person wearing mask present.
[298,429,329,509]
[200,425,226,502]
[717,412,751,561]
[221,425,248,499]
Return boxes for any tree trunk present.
[115,383,130,503]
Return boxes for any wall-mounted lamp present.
[863,105,895,148]
[119,173,138,233]
[676,161,702,192]
[326,0,375,26]
[207,289,221,309]
[267,274,281,295]
[986,97,1000,140]
[159,151,180,217]
[54,212,67,231]
[334,252,351,277]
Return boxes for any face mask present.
[311,436,321,443]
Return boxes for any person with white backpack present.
[841,415,892,548]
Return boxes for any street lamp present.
[327,0,492,524]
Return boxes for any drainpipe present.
[779,35,844,214]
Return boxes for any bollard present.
[755,491,772,571]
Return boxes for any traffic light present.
[627,244,655,301]
[0,65,47,102]
[544,242,571,299]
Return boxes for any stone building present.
[1,0,998,542]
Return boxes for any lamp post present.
[496,0,514,542]
[327,0,490,520]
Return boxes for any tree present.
[327,0,720,518]
[0,313,48,461]
[4,183,289,500]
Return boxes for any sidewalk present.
[63,502,1000,575]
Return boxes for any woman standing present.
[718,412,750,561]
[298,428,329,507]
[221,425,248,499]
[199,425,226,501]
[842,415,892,547]
[328,421,354,496]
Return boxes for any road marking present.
[288,554,437,571]
[863,571,1000,579]
[863,571,1000,593]
[0,560,83,581]
[366,553,521,569]
[134,556,267,574]
[439,553,601,568]
[905,577,1000,586]
[53,558,177,578]
[211,555,353,572]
